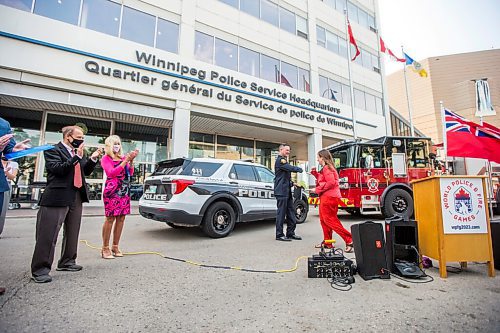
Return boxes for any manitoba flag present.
[445,109,500,163]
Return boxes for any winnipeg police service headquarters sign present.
[440,178,488,234]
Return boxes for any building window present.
[376,96,383,115]
[347,1,358,22]
[316,26,326,47]
[365,93,376,113]
[220,0,238,8]
[299,67,310,93]
[194,31,214,64]
[326,30,339,53]
[214,38,238,71]
[338,37,348,58]
[81,0,121,37]
[296,15,308,39]
[240,0,259,18]
[319,75,342,102]
[361,50,372,69]
[217,135,254,160]
[358,8,368,28]
[280,62,298,89]
[0,0,32,11]
[239,47,260,77]
[121,6,155,47]
[34,0,81,25]
[156,18,179,53]
[261,0,279,27]
[189,132,215,158]
[335,0,346,11]
[342,84,351,106]
[260,54,280,83]
[279,7,296,34]
[354,89,365,110]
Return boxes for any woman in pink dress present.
[100,135,138,259]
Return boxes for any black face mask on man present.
[70,136,84,148]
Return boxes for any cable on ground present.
[80,240,308,274]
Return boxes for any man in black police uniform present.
[274,143,303,241]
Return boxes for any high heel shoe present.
[111,245,124,257]
[345,243,354,253]
[101,246,115,259]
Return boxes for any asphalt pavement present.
[0,204,499,332]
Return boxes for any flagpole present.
[440,100,448,174]
[344,9,358,140]
[402,46,415,137]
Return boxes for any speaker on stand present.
[351,221,390,280]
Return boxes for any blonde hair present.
[104,135,122,157]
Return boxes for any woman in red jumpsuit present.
[311,149,353,252]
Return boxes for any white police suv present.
[139,158,309,238]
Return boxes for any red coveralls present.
[311,166,352,247]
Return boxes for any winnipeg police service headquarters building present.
[0,0,389,193]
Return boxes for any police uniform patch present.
[280,158,287,164]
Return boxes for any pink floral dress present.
[101,155,134,216]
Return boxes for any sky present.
[377,0,500,74]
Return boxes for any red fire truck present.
[309,136,435,218]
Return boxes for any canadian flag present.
[379,37,405,62]
[347,20,360,61]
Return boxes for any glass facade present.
[215,38,238,71]
[218,0,308,39]
[5,0,180,52]
[121,6,156,47]
[34,0,80,25]
[81,0,121,37]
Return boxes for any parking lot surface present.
[1,208,499,332]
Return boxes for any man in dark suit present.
[31,125,102,283]
[274,143,303,241]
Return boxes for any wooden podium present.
[411,176,495,278]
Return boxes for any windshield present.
[330,145,356,169]
[153,159,222,177]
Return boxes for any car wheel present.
[294,199,308,224]
[202,202,236,238]
[382,188,414,219]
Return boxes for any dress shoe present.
[288,235,302,240]
[32,274,52,283]
[56,264,83,272]
[276,236,292,241]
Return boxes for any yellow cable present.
[80,240,308,274]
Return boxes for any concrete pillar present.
[307,127,323,186]
[171,100,191,158]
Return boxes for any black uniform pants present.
[31,192,83,276]
[276,195,297,238]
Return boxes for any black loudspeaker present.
[351,221,390,280]
[385,217,424,278]
[491,220,500,270]
[385,217,419,270]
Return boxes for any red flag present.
[445,109,500,163]
[303,75,310,92]
[379,37,405,62]
[347,20,360,61]
[280,73,292,87]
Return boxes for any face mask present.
[113,145,121,153]
[70,137,84,148]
